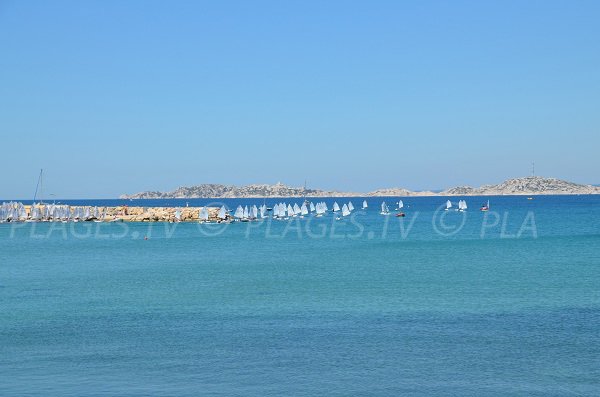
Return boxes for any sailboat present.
[341,204,350,217]
[315,202,326,217]
[241,206,250,222]
[259,205,267,219]
[300,203,309,217]
[395,200,404,210]
[458,200,468,212]
[333,202,340,212]
[362,200,368,209]
[234,205,244,221]
[174,208,182,222]
[218,206,228,222]
[293,203,301,217]
[199,207,209,222]
[309,202,316,212]
[380,202,390,215]
[480,200,490,212]
[445,200,452,211]
[348,201,354,212]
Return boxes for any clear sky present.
[1,0,599,198]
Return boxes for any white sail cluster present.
[0,202,107,223]
[232,204,266,221]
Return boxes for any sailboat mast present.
[32,169,43,204]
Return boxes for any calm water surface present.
[1,195,599,396]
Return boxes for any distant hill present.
[120,183,360,199]
[121,177,600,199]
[441,177,600,196]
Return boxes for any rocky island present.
[121,177,600,199]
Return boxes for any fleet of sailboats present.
[0,202,109,223]
[0,197,487,224]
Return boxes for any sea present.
[1,195,599,396]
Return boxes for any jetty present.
[0,203,223,223]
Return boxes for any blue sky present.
[1,0,599,198]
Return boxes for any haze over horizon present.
[1,1,599,199]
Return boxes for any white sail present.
[243,206,249,219]
[300,203,309,216]
[175,209,181,221]
[218,206,227,220]
[398,200,404,209]
[287,204,294,217]
[362,200,368,209]
[199,207,209,221]
[310,202,316,212]
[292,203,300,215]
[30,204,39,220]
[234,206,244,219]
[333,202,340,212]
[380,202,389,215]
[446,200,452,210]
[315,202,324,215]
[348,201,354,212]
[341,204,350,217]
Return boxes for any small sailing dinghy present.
[333,202,340,213]
[300,203,309,217]
[342,204,350,216]
[380,202,390,215]
[218,206,229,222]
[199,207,209,223]
[362,200,368,209]
[293,203,301,217]
[480,200,490,212]
[445,200,452,211]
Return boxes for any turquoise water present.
[1,196,600,396]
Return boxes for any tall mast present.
[32,169,43,204]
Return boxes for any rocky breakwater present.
[108,206,222,222]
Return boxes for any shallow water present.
[1,195,599,396]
